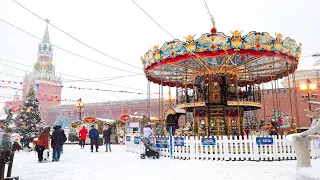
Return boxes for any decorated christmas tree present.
[3,108,14,127]
[15,86,43,138]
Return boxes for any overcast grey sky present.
[0,0,319,109]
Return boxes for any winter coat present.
[51,128,67,148]
[103,128,112,144]
[119,130,124,138]
[89,128,99,140]
[37,133,49,149]
[79,127,88,140]
[143,127,153,138]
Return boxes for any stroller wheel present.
[140,154,146,159]
[153,156,156,159]
[156,154,160,159]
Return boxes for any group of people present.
[35,125,67,163]
[78,124,112,152]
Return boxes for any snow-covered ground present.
[10,145,320,180]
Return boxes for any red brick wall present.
[257,88,318,129]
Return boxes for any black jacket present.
[51,128,67,148]
[103,128,112,144]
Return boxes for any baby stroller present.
[140,137,160,159]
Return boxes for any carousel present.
[140,15,301,136]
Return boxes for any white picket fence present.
[125,135,320,161]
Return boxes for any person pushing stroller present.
[140,123,159,159]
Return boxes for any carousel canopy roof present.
[141,25,301,87]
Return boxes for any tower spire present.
[42,19,50,43]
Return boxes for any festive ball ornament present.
[210,27,217,35]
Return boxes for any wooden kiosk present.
[71,117,105,145]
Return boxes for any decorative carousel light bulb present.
[300,84,307,90]
[309,83,317,90]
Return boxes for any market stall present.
[71,117,105,145]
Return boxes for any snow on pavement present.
[11,145,320,180]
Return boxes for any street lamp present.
[299,79,317,122]
[76,98,84,123]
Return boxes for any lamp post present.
[76,98,84,123]
[299,79,317,122]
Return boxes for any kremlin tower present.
[22,22,62,125]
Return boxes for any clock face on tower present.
[43,44,47,50]
[46,63,54,72]
[34,62,41,71]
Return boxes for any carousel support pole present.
[169,126,173,159]
[206,74,211,136]
[176,81,179,106]
[286,63,293,123]
[158,84,161,121]
[262,82,266,124]
[270,74,276,120]
[205,117,209,137]
[161,66,164,121]
[235,73,241,136]
[292,67,301,131]
[147,81,151,117]
[184,69,188,128]
[193,73,196,135]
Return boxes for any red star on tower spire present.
[45,18,50,23]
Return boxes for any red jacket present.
[37,133,49,149]
[79,127,88,140]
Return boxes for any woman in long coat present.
[103,124,112,152]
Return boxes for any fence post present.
[169,127,173,159]
[252,135,260,161]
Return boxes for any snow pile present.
[10,145,320,180]
[297,168,320,180]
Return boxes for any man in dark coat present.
[103,124,112,152]
[51,125,67,162]
[89,125,99,152]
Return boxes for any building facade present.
[256,70,320,130]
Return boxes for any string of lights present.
[0,61,151,92]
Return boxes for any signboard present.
[134,136,140,144]
[83,117,96,123]
[201,138,216,146]
[256,137,273,145]
[126,136,131,142]
[174,137,185,146]
[129,122,139,128]
[155,137,168,148]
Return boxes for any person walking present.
[89,125,99,152]
[79,126,88,149]
[51,125,67,162]
[36,126,50,163]
[103,124,112,152]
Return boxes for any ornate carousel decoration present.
[140,15,301,136]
